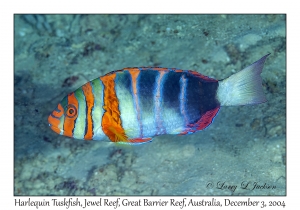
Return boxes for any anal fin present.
[118,137,152,145]
[181,107,220,134]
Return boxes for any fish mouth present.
[48,103,64,135]
[48,122,63,135]
[48,113,64,135]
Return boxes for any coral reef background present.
[14,14,286,195]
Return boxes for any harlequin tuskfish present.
[48,54,269,144]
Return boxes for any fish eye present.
[65,104,77,118]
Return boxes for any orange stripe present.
[100,73,127,142]
[128,69,139,95]
[82,82,94,140]
[52,103,64,118]
[48,103,64,134]
[63,93,78,138]
[128,69,142,136]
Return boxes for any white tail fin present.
[217,54,269,106]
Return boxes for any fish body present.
[48,54,269,144]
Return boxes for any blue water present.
[14,14,286,195]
